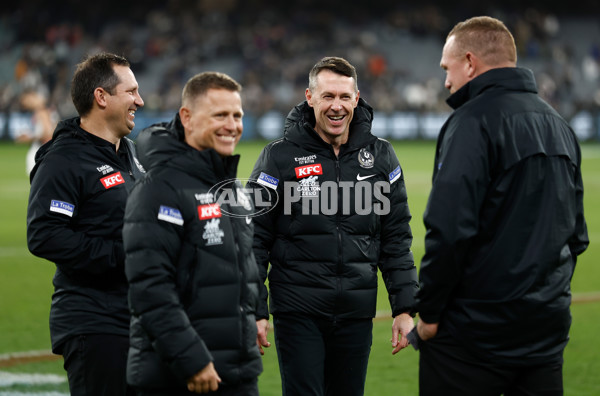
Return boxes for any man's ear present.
[305,88,313,107]
[94,88,108,108]
[179,107,190,128]
[465,52,478,78]
[354,90,360,108]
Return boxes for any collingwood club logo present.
[358,148,374,168]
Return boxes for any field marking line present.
[1,292,599,368]
[0,351,61,369]
[0,370,66,386]
[0,392,69,396]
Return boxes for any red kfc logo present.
[198,203,222,220]
[295,164,323,179]
[100,172,125,189]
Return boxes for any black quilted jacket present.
[249,99,418,321]
[123,114,262,392]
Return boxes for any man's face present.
[181,88,243,156]
[305,69,359,144]
[105,65,144,138]
[440,35,470,94]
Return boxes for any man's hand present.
[416,318,439,341]
[391,313,415,354]
[256,318,271,355]
[187,362,221,394]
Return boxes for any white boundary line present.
[0,292,599,368]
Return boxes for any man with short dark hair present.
[27,52,145,396]
[249,56,418,396]
[123,71,262,395]
[414,16,589,395]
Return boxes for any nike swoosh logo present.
[246,217,252,224]
[356,174,376,181]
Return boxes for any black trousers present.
[273,313,373,396]
[419,328,564,396]
[62,334,135,396]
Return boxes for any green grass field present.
[0,140,598,395]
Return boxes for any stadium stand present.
[1,1,599,140]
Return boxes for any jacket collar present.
[446,67,538,110]
[31,117,124,181]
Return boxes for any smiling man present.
[27,52,145,396]
[123,72,262,395]
[248,56,418,396]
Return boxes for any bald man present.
[413,16,588,396]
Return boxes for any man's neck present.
[80,117,121,151]
[315,130,347,157]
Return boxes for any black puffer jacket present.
[27,117,144,353]
[249,99,418,321]
[123,114,262,392]
[416,67,589,364]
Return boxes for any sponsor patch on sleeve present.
[256,172,279,190]
[389,166,402,184]
[157,205,184,226]
[49,200,75,217]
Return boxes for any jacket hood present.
[135,113,239,183]
[283,97,377,153]
[34,118,81,164]
[30,117,113,181]
[447,67,538,110]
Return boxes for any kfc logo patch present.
[295,164,323,179]
[100,172,125,189]
[198,203,222,220]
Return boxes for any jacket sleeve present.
[124,181,212,381]
[415,117,490,323]
[569,143,589,261]
[246,144,283,320]
[27,153,124,275]
[377,141,418,317]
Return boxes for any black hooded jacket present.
[249,99,418,321]
[123,114,262,392]
[26,117,145,353]
[416,68,589,364]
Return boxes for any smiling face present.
[105,65,144,138]
[181,88,243,156]
[305,69,359,147]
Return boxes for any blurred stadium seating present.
[1,0,599,141]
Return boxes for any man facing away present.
[414,16,589,396]
[27,52,145,396]
[123,71,262,395]
[248,56,418,396]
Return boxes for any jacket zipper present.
[229,192,248,363]
[335,158,342,322]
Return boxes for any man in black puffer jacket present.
[248,57,418,396]
[27,53,145,396]
[123,72,262,395]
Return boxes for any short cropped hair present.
[447,16,517,66]
[71,53,130,117]
[181,72,242,107]
[308,56,358,93]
